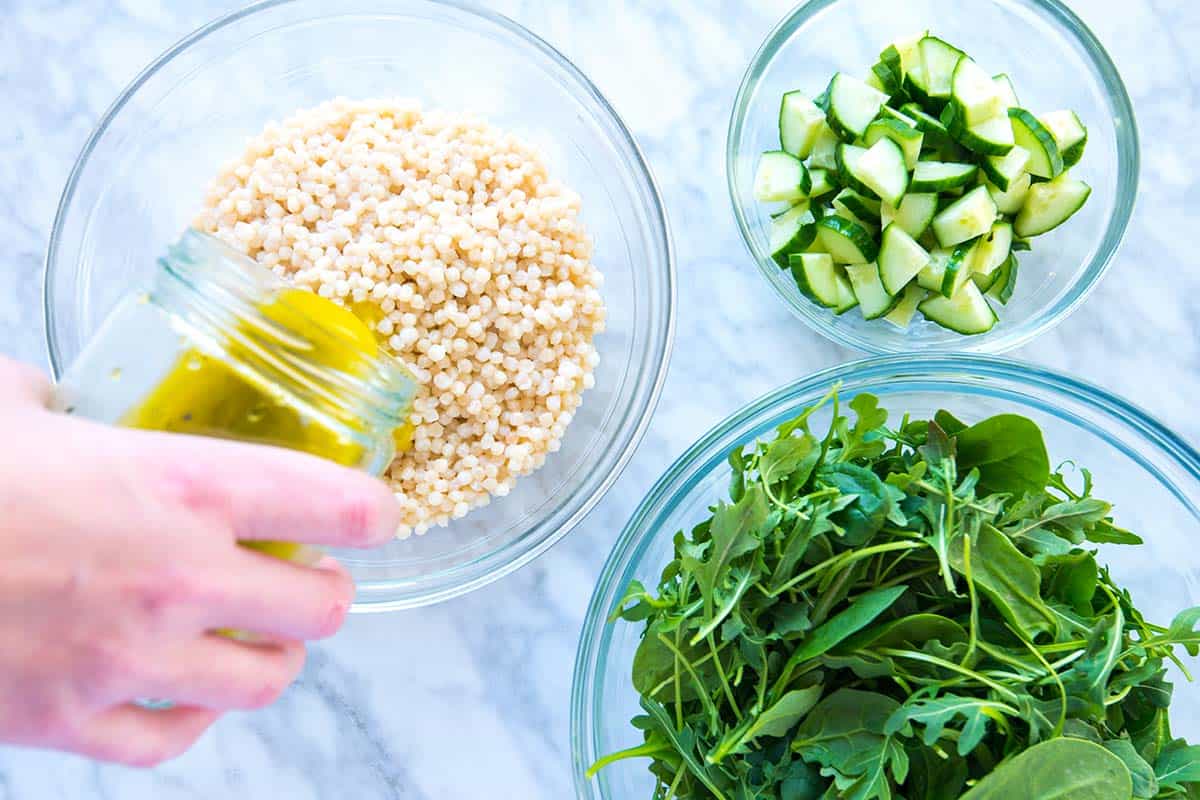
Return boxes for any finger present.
[141,432,402,548]
[203,553,353,641]
[75,705,220,768]
[0,357,51,409]
[137,636,306,711]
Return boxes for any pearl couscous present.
[195,98,605,537]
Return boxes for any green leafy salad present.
[592,391,1200,799]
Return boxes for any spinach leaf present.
[954,414,1050,496]
[960,738,1132,800]
[778,587,908,684]
[714,686,824,759]
[949,525,1058,638]
[1102,737,1158,798]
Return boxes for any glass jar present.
[52,229,417,556]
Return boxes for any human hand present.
[0,356,399,766]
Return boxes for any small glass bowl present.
[727,0,1138,354]
[571,354,1200,799]
[44,0,675,611]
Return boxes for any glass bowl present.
[727,0,1138,354]
[43,0,675,611]
[571,354,1200,798]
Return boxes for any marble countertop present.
[1,0,1197,797]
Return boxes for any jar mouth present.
[156,229,417,432]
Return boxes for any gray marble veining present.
[0,0,1197,797]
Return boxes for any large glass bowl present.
[43,0,675,611]
[571,355,1200,799]
[727,0,1138,354]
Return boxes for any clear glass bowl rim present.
[569,352,1200,797]
[41,0,678,612]
[725,0,1140,355]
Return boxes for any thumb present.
[0,357,52,410]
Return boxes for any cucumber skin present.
[818,215,880,264]
[772,223,818,268]
[835,145,880,200]
[1008,108,1064,178]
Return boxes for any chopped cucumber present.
[769,203,817,267]
[864,118,924,170]
[1008,108,1063,178]
[807,168,837,199]
[878,223,932,295]
[971,222,1013,277]
[779,91,827,158]
[939,241,977,297]
[825,73,889,141]
[817,215,879,264]
[900,102,952,145]
[957,115,1015,156]
[885,193,939,239]
[919,279,997,334]
[986,173,1032,215]
[845,262,898,320]
[919,36,965,99]
[853,138,909,206]
[992,74,1020,108]
[980,145,1031,192]
[910,161,977,193]
[833,188,882,223]
[950,57,1006,128]
[883,282,928,330]
[987,254,1019,305]
[752,33,1088,336]
[932,185,997,247]
[754,151,811,203]
[788,253,856,311]
[1039,110,1088,168]
[808,123,841,171]
[1014,173,1091,237]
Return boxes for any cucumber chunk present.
[878,223,932,295]
[807,168,837,199]
[992,74,1020,108]
[950,56,1006,128]
[1014,173,1091,237]
[788,252,855,310]
[910,161,977,193]
[769,203,817,267]
[900,103,953,145]
[919,36,965,100]
[932,185,997,247]
[754,151,811,203]
[1039,110,1088,168]
[854,138,910,206]
[980,145,1031,192]
[807,123,841,171]
[916,244,974,297]
[884,282,928,330]
[986,173,1032,215]
[987,254,1019,305]
[825,73,889,141]
[957,115,1015,156]
[885,193,939,239]
[818,215,879,264]
[864,118,924,170]
[833,189,882,224]
[1008,108,1063,178]
[779,91,827,158]
[845,262,898,320]
[971,222,1013,277]
[919,279,997,334]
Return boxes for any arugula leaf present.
[960,738,1133,799]
[885,695,1016,756]
[1042,551,1099,615]
[1166,606,1200,656]
[949,525,1058,639]
[713,686,824,759]
[793,690,909,800]
[954,414,1050,496]
[693,485,768,614]
[777,587,908,687]
[1156,739,1200,792]
[832,394,890,463]
[760,434,820,490]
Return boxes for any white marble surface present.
[0,0,1198,797]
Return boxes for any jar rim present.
[155,229,416,432]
